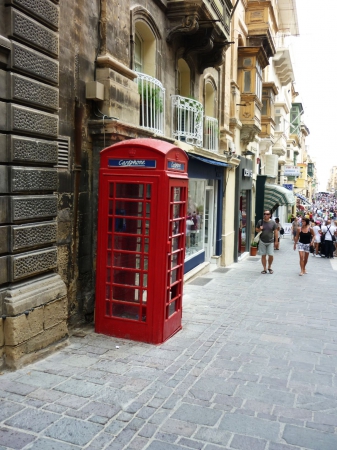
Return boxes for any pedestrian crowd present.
[255,192,337,276]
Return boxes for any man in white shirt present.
[321,219,337,259]
[312,221,322,257]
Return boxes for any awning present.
[264,183,295,211]
[296,193,311,205]
[189,154,230,167]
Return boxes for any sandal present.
[268,269,274,274]
[261,270,267,274]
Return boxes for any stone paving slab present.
[1,237,337,449]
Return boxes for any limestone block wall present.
[0,0,68,369]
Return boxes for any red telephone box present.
[95,138,188,344]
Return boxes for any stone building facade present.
[0,0,304,368]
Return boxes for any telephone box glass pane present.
[146,203,151,217]
[143,290,147,303]
[109,183,114,197]
[173,204,180,218]
[112,286,140,303]
[146,184,151,199]
[113,270,141,287]
[115,201,143,217]
[115,218,143,234]
[114,236,142,251]
[112,304,140,320]
[145,221,150,235]
[171,252,178,268]
[171,237,180,251]
[106,302,111,316]
[168,301,176,316]
[143,273,148,287]
[106,284,111,299]
[113,253,141,269]
[116,183,144,199]
[106,268,111,282]
[107,235,112,249]
[173,188,181,201]
[144,257,148,270]
[108,200,113,214]
[170,268,178,284]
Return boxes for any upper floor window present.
[205,81,216,118]
[135,33,143,72]
[134,22,156,77]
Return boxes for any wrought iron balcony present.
[135,72,165,135]
[171,95,203,148]
[204,116,219,152]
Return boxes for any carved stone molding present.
[0,134,58,164]
[11,247,57,281]
[0,102,58,138]
[0,195,58,223]
[5,0,60,30]
[167,14,200,43]
[0,167,57,193]
[2,273,66,316]
[9,41,59,85]
[0,71,59,111]
[7,8,59,57]
[0,221,57,254]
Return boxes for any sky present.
[291,0,335,191]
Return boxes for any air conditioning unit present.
[265,154,278,178]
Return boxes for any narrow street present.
[1,235,337,450]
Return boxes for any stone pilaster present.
[0,0,68,369]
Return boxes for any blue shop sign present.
[167,161,185,171]
[108,159,156,168]
[283,184,293,191]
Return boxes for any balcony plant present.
[138,82,163,114]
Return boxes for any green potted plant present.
[250,241,258,256]
[138,82,163,127]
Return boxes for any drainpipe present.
[72,101,83,279]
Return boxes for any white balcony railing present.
[204,116,219,153]
[135,72,165,135]
[171,95,203,147]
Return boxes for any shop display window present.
[185,179,206,258]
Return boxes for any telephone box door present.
[96,174,158,342]
[163,179,188,341]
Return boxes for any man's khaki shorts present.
[259,241,274,256]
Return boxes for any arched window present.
[135,21,156,77]
[204,79,218,152]
[205,81,216,118]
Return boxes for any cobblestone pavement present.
[1,236,337,450]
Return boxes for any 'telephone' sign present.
[108,159,156,168]
[167,161,185,171]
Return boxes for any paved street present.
[1,236,337,450]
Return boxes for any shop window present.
[185,179,205,259]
